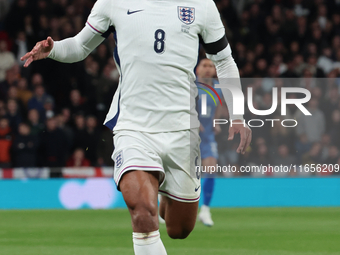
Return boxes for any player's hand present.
[228,120,252,155]
[21,37,54,67]
[214,124,221,135]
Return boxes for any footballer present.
[21,0,252,254]
[196,58,223,227]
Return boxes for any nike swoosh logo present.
[127,9,144,15]
[195,186,200,192]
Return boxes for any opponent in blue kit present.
[21,0,251,253]
[196,58,224,226]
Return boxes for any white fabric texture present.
[86,0,226,132]
[48,25,104,63]
[46,0,242,131]
[112,129,201,202]
[211,53,244,121]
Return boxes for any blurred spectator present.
[84,115,100,165]
[72,113,87,150]
[16,78,33,106]
[93,63,118,123]
[306,55,325,78]
[0,117,12,167]
[324,145,339,165]
[28,85,53,121]
[317,4,328,30]
[272,54,287,75]
[0,39,15,82]
[0,66,19,101]
[249,142,272,166]
[333,13,340,35]
[27,109,44,136]
[43,96,55,119]
[61,107,72,127]
[38,117,69,167]
[66,148,91,167]
[272,144,297,173]
[12,122,39,167]
[281,58,299,78]
[7,85,25,111]
[55,113,73,149]
[0,100,6,117]
[322,87,340,128]
[296,99,326,143]
[317,48,334,74]
[319,134,331,161]
[93,44,110,74]
[12,31,28,65]
[255,59,268,77]
[301,143,322,165]
[328,109,340,147]
[271,116,295,151]
[0,0,10,22]
[97,128,114,167]
[6,99,22,133]
[296,134,312,160]
[4,0,28,38]
[31,73,44,88]
[293,55,307,76]
[333,49,340,70]
[217,0,239,32]
[68,89,88,118]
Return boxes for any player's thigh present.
[159,195,199,239]
[112,130,165,232]
[120,170,160,232]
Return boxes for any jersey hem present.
[158,190,200,203]
[112,126,200,134]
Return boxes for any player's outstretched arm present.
[21,25,105,67]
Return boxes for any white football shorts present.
[112,129,201,202]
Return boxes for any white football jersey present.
[86,0,229,132]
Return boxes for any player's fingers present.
[243,129,252,154]
[21,41,41,61]
[228,128,234,140]
[237,129,247,154]
[43,38,52,48]
[32,44,42,53]
[47,37,53,46]
[43,40,48,47]
[21,52,32,61]
[31,42,43,54]
[23,56,34,68]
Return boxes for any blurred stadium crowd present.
[0,0,340,175]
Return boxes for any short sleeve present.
[86,0,113,37]
[200,0,225,44]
